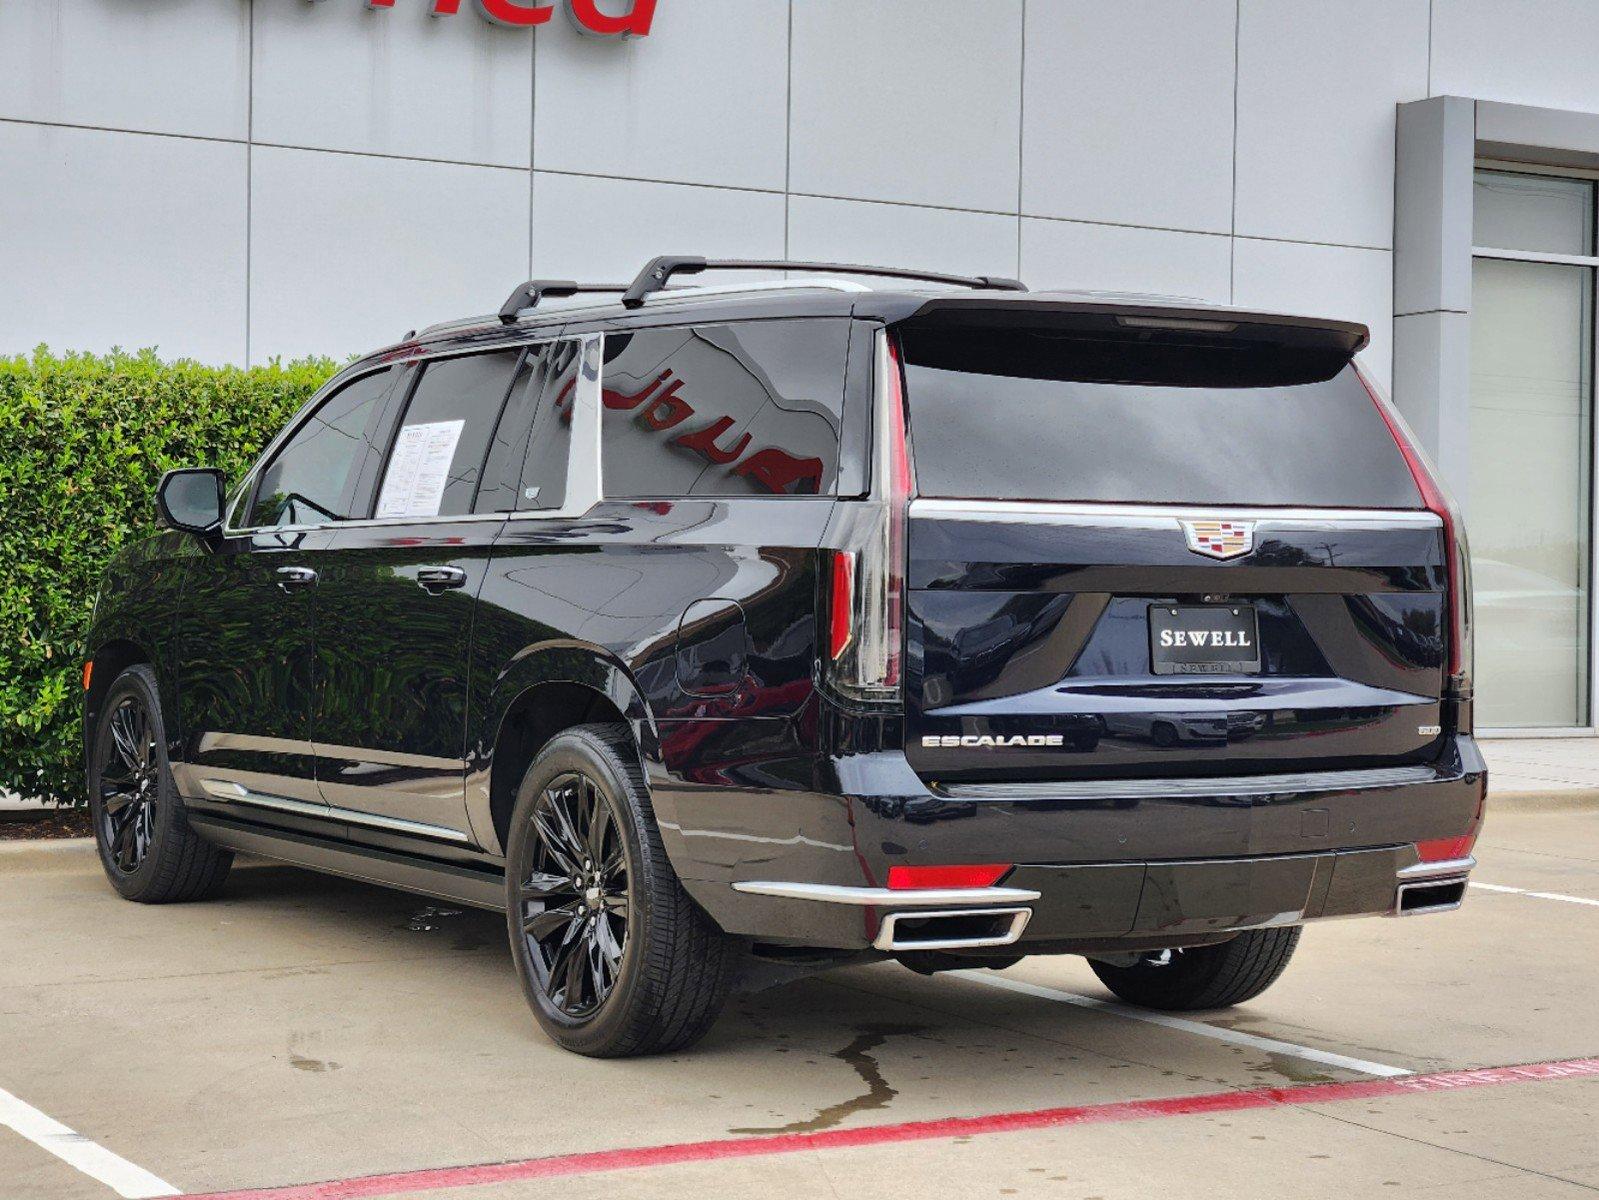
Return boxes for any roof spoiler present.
[891,295,1370,359]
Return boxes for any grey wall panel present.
[1433,0,1599,114]
[1022,0,1235,235]
[249,147,530,362]
[789,0,1024,213]
[1021,219,1230,304]
[1235,0,1428,249]
[0,0,249,141]
[788,196,1019,281]
[530,172,786,282]
[251,0,533,167]
[534,0,789,191]
[0,123,247,364]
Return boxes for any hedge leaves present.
[0,348,336,804]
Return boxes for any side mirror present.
[155,468,226,535]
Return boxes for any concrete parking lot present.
[2,798,1596,1200]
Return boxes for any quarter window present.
[248,368,397,529]
[598,320,848,498]
[374,349,522,520]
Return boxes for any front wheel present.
[1087,927,1302,1011]
[87,664,232,903]
[504,724,733,1057]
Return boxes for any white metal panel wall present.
[1,0,1599,372]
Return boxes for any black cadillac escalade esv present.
[83,257,1485,1057]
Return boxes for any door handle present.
[416,565,468,595]
[275,565,318,592]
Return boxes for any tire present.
[504,724,733,1057]
[1087,927,1302,1011]
[1151,721,1179,748]
[87,664,233,903]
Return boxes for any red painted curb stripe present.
[174,1056,1599,1200]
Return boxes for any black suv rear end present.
[85,259,1484,1057]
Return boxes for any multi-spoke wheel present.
[1087,926,1302,1011]
[505,724,734,1057]
[97,694,159,873]
[518,771,631,1018]
[88,664,232,903]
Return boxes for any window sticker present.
[376,419,465,519]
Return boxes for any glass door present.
[1470,168,1596,730]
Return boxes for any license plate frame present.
[1149,604,1262,676]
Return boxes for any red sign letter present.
[568,0,656,37]
[477,0,555,26]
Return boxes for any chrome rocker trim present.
[938,764,1440,802]
[199,779,474,845]
[730,880,1042,906]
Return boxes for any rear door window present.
[899,327,1422,508]
[599,319,849,498]
[374,349,522,520]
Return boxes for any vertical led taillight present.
[826,331,912,701]
[1358,366,1474,700]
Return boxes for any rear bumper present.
[669,735,1486,952]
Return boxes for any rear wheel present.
[505,724,733,1057]
[87,664,232,903]
[1087,927,1302,1011]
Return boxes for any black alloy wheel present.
[97,694,159,873]
[505,724,733,1057]
[88,663,232,903]
[517,770,631,1018]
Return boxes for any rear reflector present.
[1415,835,1475,863]
[887,863,1012,890]
[82,661,93,692]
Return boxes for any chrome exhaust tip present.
[1393,876,1469,916]
[873,907,1031,952]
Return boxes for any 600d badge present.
[921,735,1066,749]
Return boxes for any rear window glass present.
[600,320,847,498]
[900,328,1422,507]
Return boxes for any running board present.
[187,812,506,912]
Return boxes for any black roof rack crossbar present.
[499,280,629,325]
[620,256,1027,309]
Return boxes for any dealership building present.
[2,0,1598,734]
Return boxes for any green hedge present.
[0,348,338,804]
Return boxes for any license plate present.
[1149,605,1261,675]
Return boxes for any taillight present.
[887,863,1012,890]
[825,331,912,702]
[1359,367,1473,696]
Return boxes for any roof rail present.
[498,280,628,325]
[620,256,1027,309]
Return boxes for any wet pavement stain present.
[1261,1051,1334,1084]
[730,1024,923,1134]
[289,1055,340,1073]
[401,905,463,932]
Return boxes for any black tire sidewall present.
[88,665,180,900]
[504,729,655,1055]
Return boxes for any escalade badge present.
[1181,519,1255,560]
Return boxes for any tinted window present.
[474,346,551,514]
[514,339,577,512]
[901,329,1422,507]
[248,368,395,528]
[599,320,847,498]
[374,349,521,520]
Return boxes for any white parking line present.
[0,1084,177,1199]
[951,970,1413,1078]
[1471,881,1599,907]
